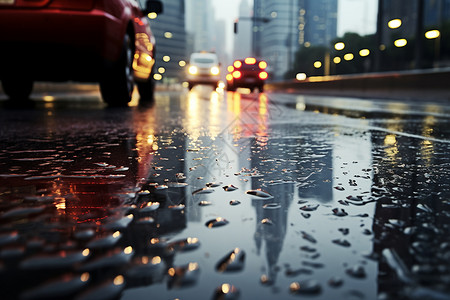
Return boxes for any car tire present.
[188,83,194,90]
[258,85,264,93]
[100,33,134,106]
[2,78,33,100]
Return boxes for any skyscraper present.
[253,0,337,80]
[233,0,253,60]
[148,0,188,83]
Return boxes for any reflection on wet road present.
[0,88,450,299]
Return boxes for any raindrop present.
[1,206,46,220]
[332,208,348,217]
[246,189,273,198]
[355,213,369,218]
[346,195,363,202]
[192,188,215,195]
[75,275,124,300]
[205,217,229,228]
[167,262,200,289]
[229,200,241,206]
[338,228,349,235]
[260,274,274,285]
[167,237,200,252]
[212,283,240,300]
[328,276,344,288]
[135,216,155,225]
[301,231,317,244]
[334,186,345,191]
[300,246,316,253]
[87,232,121,249]
[206,182,222,188]
[289,280,322,295]
[168,182,189,188]
[80,247,134,272]
[126,256,165,282]
[299,204,319,212]
[338,200,349,206]
[0,231,18,247]
[346,265,366,279]
[332,239,351,247]
[301,213,311,219]
[168,204,185,211]
[389,219,405,228]
[103,214,134,231]
[155,185,168,190]
[261,218,273,225]
[362,229,372,235]
[20,249,90,270]
[199,201,212,206]
[302,261,324,269]
[223,185,238,192]
[216,248,246,272]
[114,166,129,172]
[20,273,90,300]
[23,195,55,204]
[263,203,281,210]
[285,267,313,276]
[138,202,160,214]
[74,229,95,241]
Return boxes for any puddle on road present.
[0,91,449,299]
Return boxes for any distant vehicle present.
[0,0,163,106]
[226,58,268,92]
[187,52,221,90]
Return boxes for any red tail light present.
[233,61,242,68]
[232,71,242,79]
[259,71,268,80]
[244,57,256,65]
[259,61,267,69]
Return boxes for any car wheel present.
[100,33,134,106]
[188,83,194,90]
[2,78,33,100]
[258,85,264,93]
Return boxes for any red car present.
[226,57,268,92]
[0,0,162,106]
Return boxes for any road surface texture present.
[0,86,449,300]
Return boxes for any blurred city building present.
[253,0,338,80]
[148,0,188,84]
[233,0,253,60]
[380,0,450,46]
[185,0,228,73]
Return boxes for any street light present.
[425,29,440,40]
[343,53,354,61]
[425,29,441,67]
[359,49,370,57]
[394,38,407,48]
[388,19,402,29]
[334,42,345,51]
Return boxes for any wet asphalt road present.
[1,86,450,300]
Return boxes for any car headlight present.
[188,66,198,75]
[210,66,220,76]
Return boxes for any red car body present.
[0,0,162,105]
[226,57,268,93]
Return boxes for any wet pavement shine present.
[0,88,450,300]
